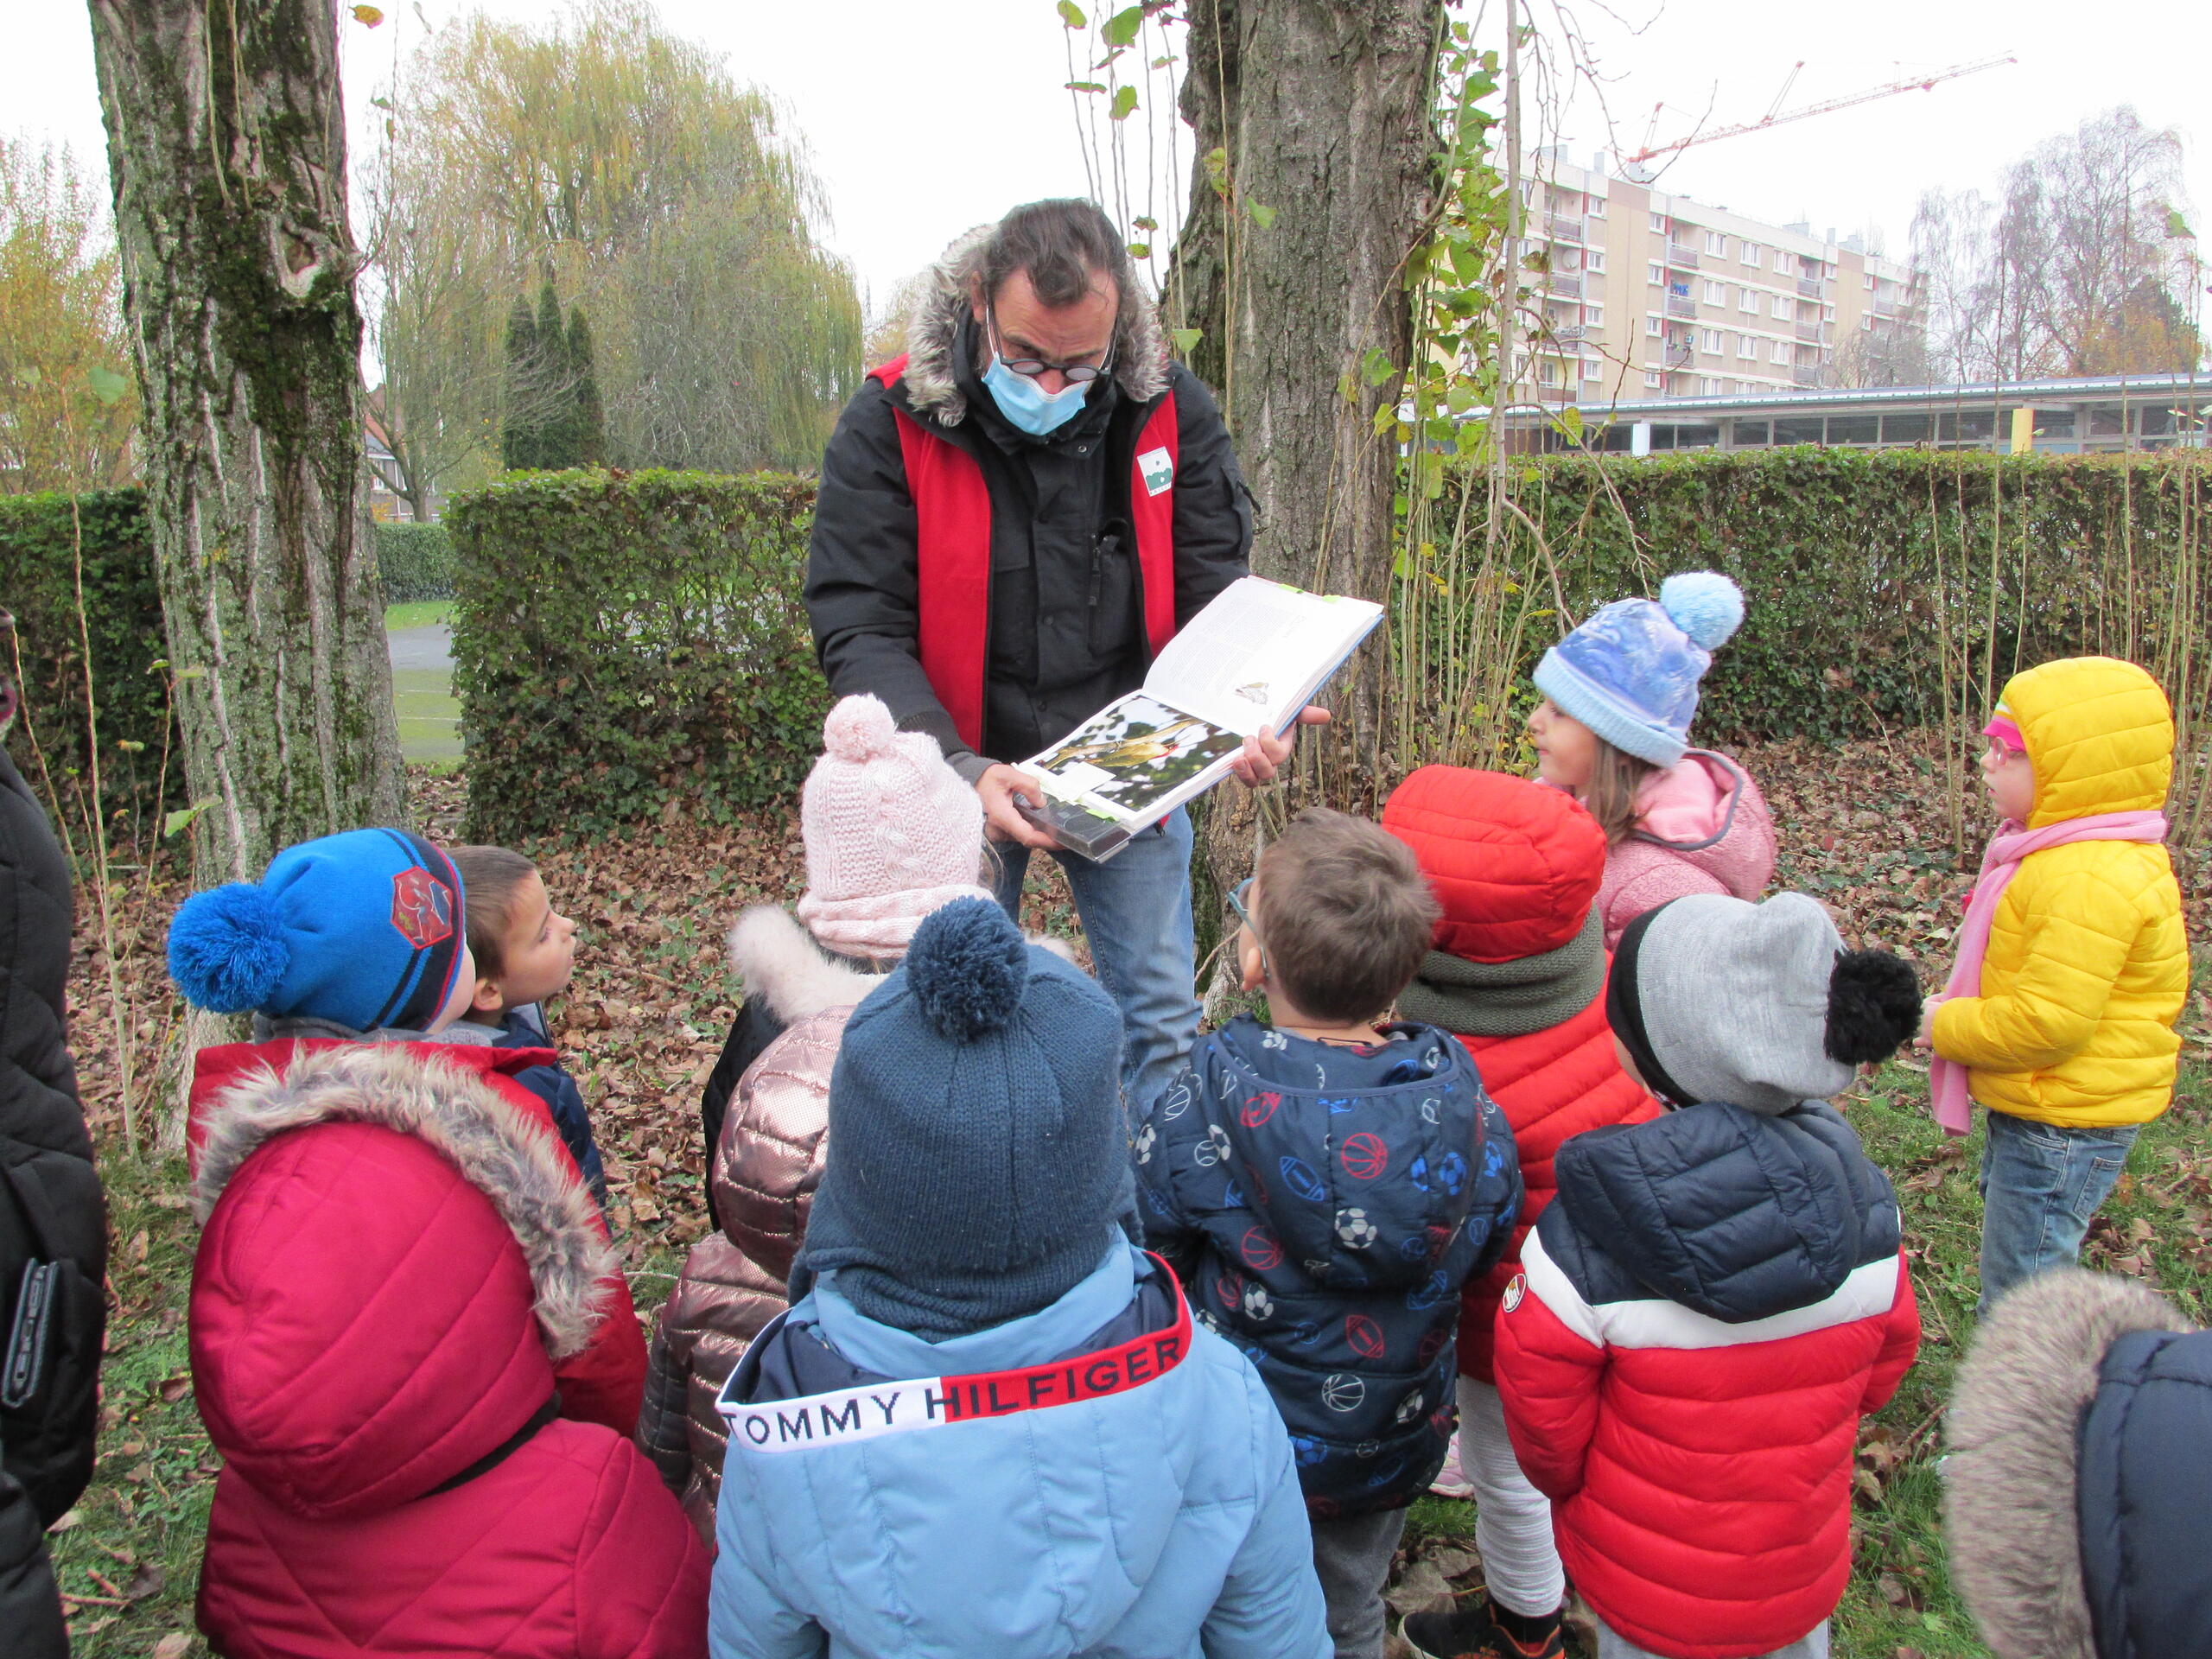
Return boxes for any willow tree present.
[88,0,404,884]
[0,137,138,493]
[375,0,861,475]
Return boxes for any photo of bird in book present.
[1032,693,1243,818]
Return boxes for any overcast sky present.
[8,0,2208,318]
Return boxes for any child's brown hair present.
[448,845,537,982]
[1255,809,1440,1024]
[1580,740,1659,846]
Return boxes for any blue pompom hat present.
[166,828,468,1033]
[1532,570,1745,767]
[798,897,1128,1340]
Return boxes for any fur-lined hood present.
[728,904,1076,1026]
[728,906,887,1025]
[1945,1268,2191,1659]
[194,1044,613,1357]
[894,223,1171,426]
[192,1045,620,1516]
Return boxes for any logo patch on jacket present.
[1138,446,1175,497]
[390,868,455,949]
[1502,1273,1525,1313]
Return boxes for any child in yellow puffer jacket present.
[1916,656,2189,1317]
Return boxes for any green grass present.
[383,599,454,630]
[49,1150,213,1656]
[1828,1034,2212,1657]
[1395,974,2212,1657]
[390,664,462,767]
[57,941,2209,1656]
[385,597,461,765]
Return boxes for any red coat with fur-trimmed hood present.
[1382,766,1658,1382]
[188,1038,646,1435]
[188,1045,709,1659]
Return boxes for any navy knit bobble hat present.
[798,896,1128,1340]
[166,828,468,1033]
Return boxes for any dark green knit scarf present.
[1396,909,1605,1038]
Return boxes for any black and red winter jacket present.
[804,240,1250,775]
[1494,1097,1921,1659]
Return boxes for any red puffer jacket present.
[1382,766,1657,1382]
[1495,1100,1921,1659]
[189,1037,646,1434]
[189,1044,707,1658]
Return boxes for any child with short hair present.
[165,829,646,1435]
[448,844,605,1208]
[1138,809,1522,1659]
[1494,892,1923,1659]
[1525,571,1775,947]
[708,898,1331,1659]
[1918,657,2188,1315]
[1382,767,1658,1659]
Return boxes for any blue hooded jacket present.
[1136,1017,1520,1516]
[709,1239,1330,1659]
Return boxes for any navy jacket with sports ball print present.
[1136,1016,1519,1518]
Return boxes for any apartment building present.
[1512,148,1920,405]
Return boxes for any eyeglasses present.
[987,303,1113,383]
[1227,876,1270,982]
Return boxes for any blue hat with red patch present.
[167,828,468,1033]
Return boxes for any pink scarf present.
[1928,810,2168,1135]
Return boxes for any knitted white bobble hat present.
[793,695,992,961]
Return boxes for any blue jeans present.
[1978,1109,2139,1316]
[991,806,1198,1120]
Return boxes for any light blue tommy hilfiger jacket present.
[708,1239,1331,1659]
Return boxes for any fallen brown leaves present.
[1744,730,2209,971]
[61,746,2206,1285]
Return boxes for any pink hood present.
[1596,749,1776,948]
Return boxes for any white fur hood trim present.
[193,1044,615,1359]
[728,904,1077,1024]
[728,906,887,1023]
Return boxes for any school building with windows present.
[1503,372,2211,455]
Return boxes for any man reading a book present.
[805,198,1320,1116]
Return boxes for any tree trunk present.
[1167,0,1441,994]
[89,0,405,886]
[1169,0,1441,782]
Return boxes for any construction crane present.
[1624,54,2016,166]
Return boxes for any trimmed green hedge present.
[0,489,178,836]
[447,469,825,842]
[1449,449,2210,746]
[442,451,2209,836]
[374,521,455,603]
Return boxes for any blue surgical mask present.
[982,354,1093,437]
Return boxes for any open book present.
[1015,575,1384,861]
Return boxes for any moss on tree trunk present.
[89,0,405,883]
[1170,0,1443,784]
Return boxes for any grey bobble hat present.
[797,897,1128,1340]
[1607,891,1921,1113]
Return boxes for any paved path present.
[387,625,459,765]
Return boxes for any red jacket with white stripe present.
[1494,1098,1920,1659]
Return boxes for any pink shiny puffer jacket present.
[1597,748,1776,949]
[636,908,876,1541]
